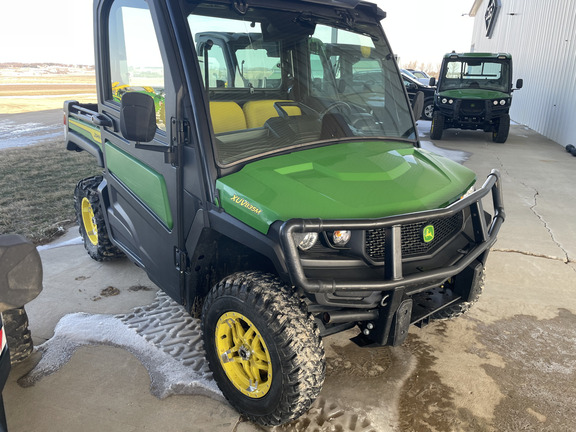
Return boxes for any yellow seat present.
[242,100,301,129]
[209,101,247,134]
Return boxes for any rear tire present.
[201,271,325,426]
[430,111,444,139]
[492,114,510,143]
[74,176,123,261]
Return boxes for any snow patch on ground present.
[416,122,471,164]
[0,118,63,149]
[420,140,471,164]
[19,292,224,402]
[36,235,83,251]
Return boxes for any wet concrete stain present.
[397,309,576,432]
[326,343,392,379]
[268,396,377,432]
[476,309,576,432]
[268,333,416,432]
[92,285,121,301]
[263,337,391,431]
[128,284,153,292]
[398,331,492,432]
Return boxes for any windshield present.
[187,5,415,166]
[439,59,510,93]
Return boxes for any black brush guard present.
[280,170,504,345]
[279,170,504,294]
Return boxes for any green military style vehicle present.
[430,52,523,143]
[64,0,504,425]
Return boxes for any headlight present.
[441,98,448,104]
[461,186,475,200]
[493,100,499,106]
[292,232,318,251]
[332,230,351,247]
[500,99,506,106]
[448,99,453,104]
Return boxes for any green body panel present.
[217,141,476,234]
[104,142,173,229]
[438,89,509,100]
[69,118,103,147]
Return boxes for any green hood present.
[439,89,510,99]
[216,141,476,233]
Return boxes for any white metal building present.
[469,0,576,148]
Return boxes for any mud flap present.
[389,299,412,346]
[453,260,484,302]
[466,262,484,302]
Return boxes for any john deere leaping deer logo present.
[423,224,435,243]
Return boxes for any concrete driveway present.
[3,122,575,432]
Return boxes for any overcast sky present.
[0,0,475,67]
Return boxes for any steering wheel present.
[319,101,353,119]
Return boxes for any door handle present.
[91,113,113,128]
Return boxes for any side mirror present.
[120,92,157,143]
[428,77,436,87]
[515,78,523,89]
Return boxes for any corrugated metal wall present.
[470,0,576,147]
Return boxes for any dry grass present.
[0,141,101,244]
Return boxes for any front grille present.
[460,100,485,116]
[365,211,464,261]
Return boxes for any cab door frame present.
[94,0,188,301]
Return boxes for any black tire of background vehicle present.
[3,307,33,364]
[74,176,124,261]
[430,111,444,139]
[492,113,510,143]
[201,271,326,426]
[422,99,434,121]
[430,270,485,320]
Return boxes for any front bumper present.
[279,169,504,295]
[435,99,509,128]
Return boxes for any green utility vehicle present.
[64,0,504,425]
[430,52,523,143]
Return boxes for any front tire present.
[201,271,325,426]
[492,114,510,143]
[430,111,444,139]
[74,176,123,261]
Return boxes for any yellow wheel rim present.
[81,197,99,246]
[215,311,273,398]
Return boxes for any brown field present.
[0,74,97,114]
[0,83,97,96]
